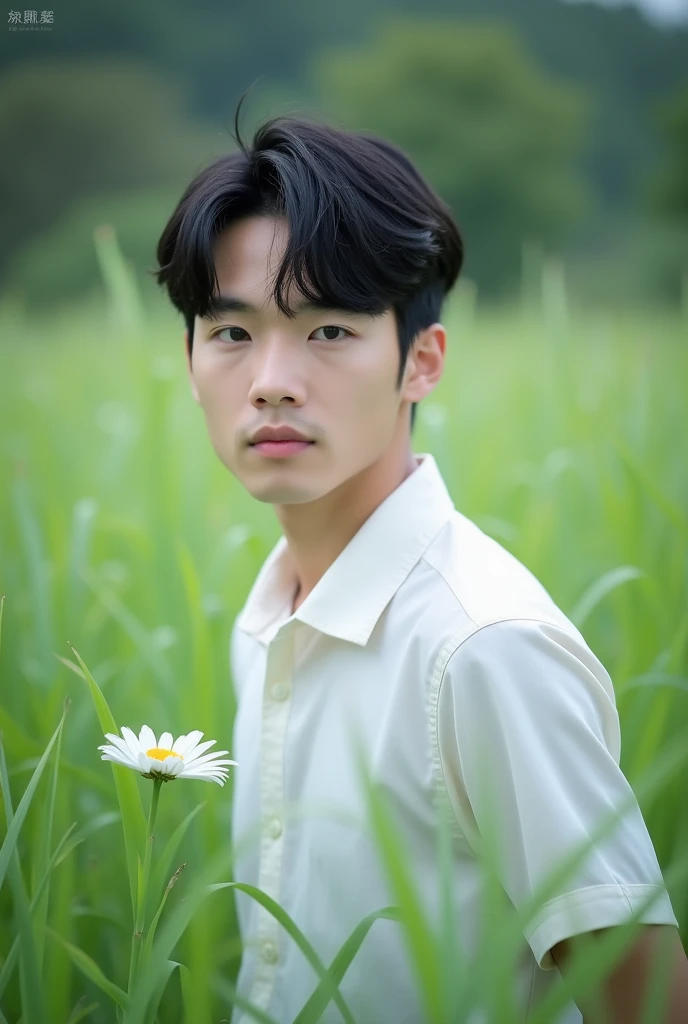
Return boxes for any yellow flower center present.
[146,747,183,761]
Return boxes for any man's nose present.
[248,337,307,405]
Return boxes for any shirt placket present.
[247,624,294,1013]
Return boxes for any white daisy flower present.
[98,725,237,786]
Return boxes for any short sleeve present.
[436,617,679,970]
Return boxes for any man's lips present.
[250,439,315,457]
[249,426,314,444]
[249,439,315,446]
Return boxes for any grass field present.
[1,249,687,1022]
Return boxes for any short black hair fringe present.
[153,89,464,434]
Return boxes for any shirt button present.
[267,816,282,839]
[261,939,278,964]
[271,682,290,701]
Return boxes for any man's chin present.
[243,479,322,506]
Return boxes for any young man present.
[154,101,687,1023]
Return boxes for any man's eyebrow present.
[203,295,372,320]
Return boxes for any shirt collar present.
[234,452,456,647]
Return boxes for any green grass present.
[0,241,687,1022]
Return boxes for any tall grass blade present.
[0,737,50,1024]
[0,703,68,893]
[65,998,101,1024]
[32,688,65,972]
[293,906,402,1024]
[570,565,646,628]
[0,814,118,999]
[150,801,204,899]
[46,927,132,1010]
[58,645,146,915]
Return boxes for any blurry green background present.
[1,2,688,1023]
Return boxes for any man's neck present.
[279,446,420,612]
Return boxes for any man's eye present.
[215,327,248,343]
[311,326,351,342]
[214,325,351,343]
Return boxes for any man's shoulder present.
[411,509,580,647]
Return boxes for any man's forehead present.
[199,292,380,322]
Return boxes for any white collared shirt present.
[229,452,678,1024]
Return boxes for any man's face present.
[186,215,427,506]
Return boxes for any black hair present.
[153,90,464,434]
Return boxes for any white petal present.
[97,742,121,756]
[171,733,187,753]
[138,751,152,773]
[180,765,236,778]
[181,740,218,764]
[179,757,229,773]
[175,730,203,757]
[98,745,131,764]
[100,753,137,772]
[158,732,173,750]
[184,748,228,765]
[102,734,139,766]
[139,725,157,751]
[167,757,185,776]
[121,726,143,759]
[98,744,138,768]
[180,764,231,779]
[182,752,234,769]
[179,770,226,785]
[161,754,181,775]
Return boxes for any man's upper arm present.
[435,617,679,971]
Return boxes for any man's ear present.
[402,323,446,405]
[184,328,200,404]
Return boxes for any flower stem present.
[127,777,162,997]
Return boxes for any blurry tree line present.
[0,0,687,311]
